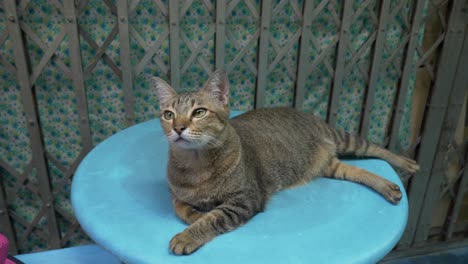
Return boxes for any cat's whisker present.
[195,136,215,146]
[202,135,226,150]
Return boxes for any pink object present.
[0,233,15,264]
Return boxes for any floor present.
[14,244,468,264]
[383,246,468,264]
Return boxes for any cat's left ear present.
[153,77,177,106]
[201,69,230,106]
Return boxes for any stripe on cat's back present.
[327,127,337,143]
[344,133,351,152]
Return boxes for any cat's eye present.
[192,108,207,118]
[163,111,174,120]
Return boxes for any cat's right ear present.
[153,77,177,106]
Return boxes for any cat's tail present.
[326,127,420,173]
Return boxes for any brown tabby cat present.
[153,69,419,255]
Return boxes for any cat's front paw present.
[382,181,402,205]
[398,156,420,173]
[169,231,203,255]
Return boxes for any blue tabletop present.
[72,112,408,264]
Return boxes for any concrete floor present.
[15,244,468,264]
[384,246,468,264]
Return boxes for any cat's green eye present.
[192,108,207,118]
[163,111,174,120]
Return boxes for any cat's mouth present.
[173,135,192,145]
[173,136,194,148]
[168,131,207,149]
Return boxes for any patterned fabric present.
[0,0,420,253]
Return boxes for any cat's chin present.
[170,138,202,150]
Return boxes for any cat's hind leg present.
[323,158,402,204]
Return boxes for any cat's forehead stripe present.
[170,94,201,113]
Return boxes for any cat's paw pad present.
[382,182,402,205]
[169,232,202,255]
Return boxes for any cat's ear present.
[201,69,230,106]
[152,77,177,106]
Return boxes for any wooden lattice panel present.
[224,0,260,110]
[398,0,468,248]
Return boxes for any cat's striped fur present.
[153,70,419,255]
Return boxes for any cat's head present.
[153,69,230,149]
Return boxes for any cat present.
[153,69,419,255]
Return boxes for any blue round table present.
[72,112,408,264]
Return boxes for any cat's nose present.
[173,126,186,135]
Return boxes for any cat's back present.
[229,108,332,191]
[230,107,324,138]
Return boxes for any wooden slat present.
[28,28,68,85]
[4,163,34,204]
[360,0,390,137]
[19,23,72,80]
[84,26,120,76]
[255,0,272,108]
[4,0,61,249]
[180,29,215,74]
[0,56,16,74]
[19,205,48,242]
[180,0,195,19]
[414,0,468,242]
[308,37,339,75]
[399,0,466,247]
[267,29,301,79]
[294,0,315,109]
[0,174,17,254]
[327,0,353,126]
[129,26,146,48]
[169,0,180,90]
[447,161,468,239]
[59,220,80,247]
[388,0,426,152]
[149,0,166,16]
[78,26,123,79]
[226,29,260,73]
[63,0,93,153]
[273,0,288,14]
[0,159,23,180]
[215,0,226,70]
[396,0,438,248]
[343,32,377,74]
[117,0,136,126]
[134,29,169,75]
[416,34,446,68]
[446,29,468,240]
[383,34,410,70]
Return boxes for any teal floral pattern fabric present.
[0,0,420,252]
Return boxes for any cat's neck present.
[169,123,240,169]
